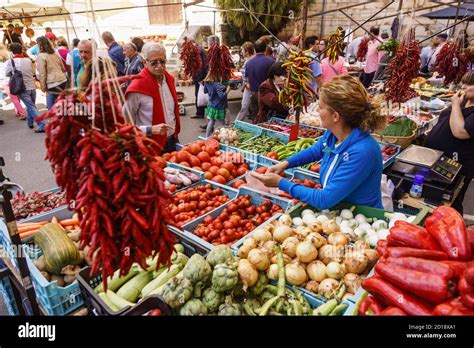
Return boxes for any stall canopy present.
[421,2,474,20]
[0,2,69,23]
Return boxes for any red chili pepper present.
[465,266,474,285]
[380,306,407,316]
[358,295,384,316]
[375,263,449,305]
[126,205,150,230]
[376,239,387,256]
[440,261,474,281]
[386,235,406,248]
[426,206,471,261]
[386,247,448,260]
[362,276,433,316]
[389,221,441,250]
[433,297,474,315]
[385,257,453,280]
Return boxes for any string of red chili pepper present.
[357,38,369,62]
[180,37,202,79]
[384,28,420,104]
[434,40,469,86]
[206,43,234,81]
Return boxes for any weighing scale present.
[386,145,464,204]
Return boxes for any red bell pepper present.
[386,247,448,260]
[380,306,407,316]
[465,266,474,285]
[386,235,405,247]
[440,261,474,280]
[376,239,387,257]
[433,297,474,315]
[375,263,449,305]
[389,221,441,250]
[385,257,453,280]
[468,227,474,251]
[358,295,384,316]
[426,206,472,261]
[459,267,474,309]
[362,276,433,316]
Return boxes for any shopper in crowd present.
[66,38,81,85]
[276,35,298,63]
[245,39,275,121]
[424,71,474,215]
[190,41,207,119]
[5,43,44,132]
[252,75,385,210]
[131,37,145,53]
[346,35,365,60]
[428,33,448,72]
[36,36,67,110]
[45,27,57,44]
[102,31,125,76]
[0,44,11,125]
[360,26,383,88]
[420,37,438,73]
[79,56,116,88]
[467,41,474,72]
[304,36,323,93]
[123,42,181,154]
[3,24,24,47]
[0,43,25,120]
[235,41,255,122]
[321,52,348,83]
[207,34,220,48]
[123,42,144,90]
[56,36,70,72]
[255,62,288,124]
[202,67,231,137]
[76,39,95,88]
[317,38,328,60]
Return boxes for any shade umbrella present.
[421,2,474,20]
[0,1,70,23]
[62,0,137,19]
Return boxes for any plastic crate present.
[165,163,205,193]
[290,169,321,183]
[76,232,204,316]
[233,120,263,136]
[256,154,298,176]
[230,213,282,251]
[259,118,325,140]
[0,275,20,316]
[121,295,176,316]
[181,187,293,251]
[262,129,289,144]
[378,141,401,169]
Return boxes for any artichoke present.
[212,263,238,293]
[230,281,246,299]
[206,245,234,268]
[179,299,208,316]
[202,288,224,313]
[183,254,212,297]
[250,272,268,296]
[172,252,189,268]
[160,276,193,308]
[218,302,243,316]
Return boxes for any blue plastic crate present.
[290,169,321,183]
[164,163,204,193]
[0,276,20,316]
[230,213,282,251]
[233,120,263,136]
[262,129,289,144]
[259,118,326,140]
[378,141,401,169]
[181,187,293,251]
[221,143,260,164]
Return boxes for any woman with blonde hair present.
[252,75,386,209]
[0,43,26,120]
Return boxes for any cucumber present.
[98,292,119,312]
[94,268,140,293]
[141,264,182,298]
[116,271,152,303]
[106,290,134,310]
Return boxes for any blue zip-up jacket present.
[108,42,126,76]
[204,81,228,109]
[279,128,383,209]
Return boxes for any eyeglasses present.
[147,59,166,67]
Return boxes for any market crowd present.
[0,24,473,215]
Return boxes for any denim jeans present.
[235,88,251,122]
[206,118,225,138]
[19,90,43,129]
[46,82,67,110]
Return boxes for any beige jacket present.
[37,52,67,90]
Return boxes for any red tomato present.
[176,150,191,163]
[198,201,207,209]
[197,151,211,163]
[189,155,201,167]
[162,153,171,161]
[209,166,220,176]
[221,162,234,172]
[188,143,202,155]
[204,171,213,180]
[232,179,246,189]
[227,203,238,213]
[256,167,268,174]
[168,184,177,193]
[213,221,223,230]
[179,161,191,168]
[205,146,216,156]
[217,168,230,179]
[212,175,227,184]
[155,156,167,168]
[203,215,213,224]
[266,152,279,160]
[201,162,212,171]
[223,221,233,229]
[236,167,247,176]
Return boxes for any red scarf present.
[13,53,25,58]
[125,68,181,150]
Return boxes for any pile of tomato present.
[192,195,284,246]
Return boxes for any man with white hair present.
[102,31,126,76]
[123,42,181,153]
[123,42,144,90]
[76,39,94,87]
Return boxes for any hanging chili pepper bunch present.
[206,43,234,81]
[357,37,370,62]
[279,49,316,112]
[384,28,420,103]
[361,206,474,316]
[326,28,345,64]
[179,37,202,78]
[434,39,469,86]
[38,76,176,289]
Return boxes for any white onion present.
[355,214,367,224]
[306,261,327,282]
[253,228,273,244]
[359,222,372,232]
[340,209,354,220]
[267,263,279,280]
[366,234,379,248]
[292,217,304,227]
[296,240,318,263]
[339,220,351,230]
[372,220,388,231]
[316,215,329,223]
[302,214,318,225]
[295,226,313,240]
[348,219,358,229]
[282,236,299,258]
[326,262,346,280]
[335,216,343,225]
[353,227,366,239]
[328,232,349,246]
[377,229,390,240]
[248,249,270,271]
[238,259,259,288]
[273,224,294,242]
[301,209,315,217]
[285,263,307,286]
[278,214,292,226]
[318,278,339,299]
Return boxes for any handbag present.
[197,83,209,107]
[9,58,26,96]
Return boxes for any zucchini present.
[95,268,140,293]
[98,292,119,312]
[141,264,182,298]
[116,271,152,303]
[106,290,134,310]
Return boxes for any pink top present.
[321,57,348,82]
[364,39,384,73]
[57,48,70,70]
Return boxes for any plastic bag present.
[197,84,208,107]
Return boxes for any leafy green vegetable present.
[376,118,416,137]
